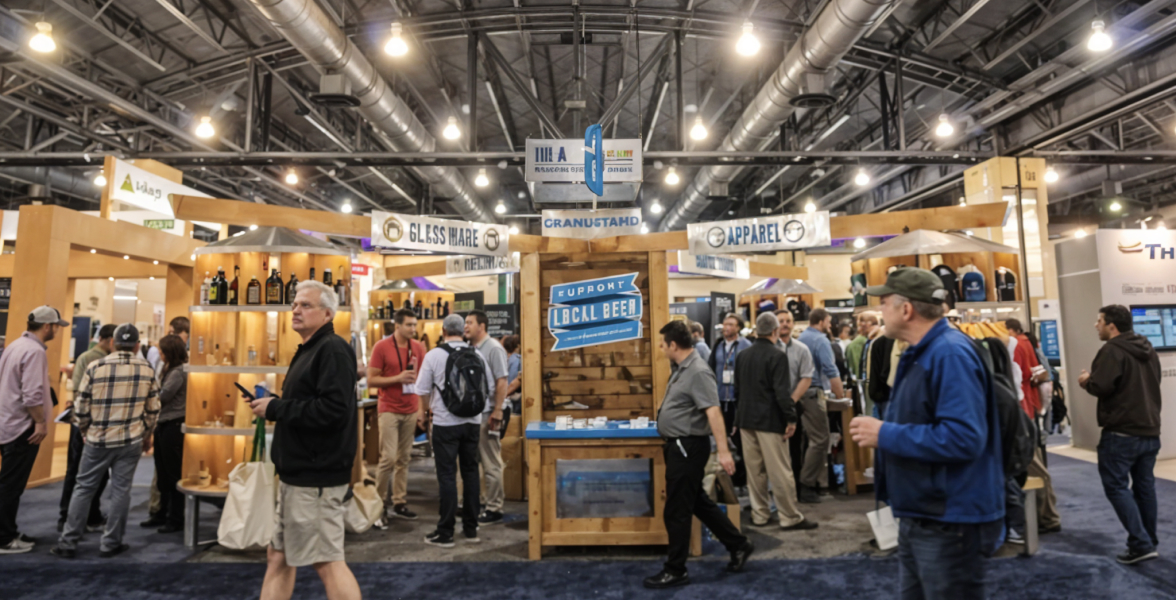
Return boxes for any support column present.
[467,33,478,152]
[166,264,194,326]
[648,251,670,413]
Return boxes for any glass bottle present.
[323,268,333,287]
[246,275,261,305]
[285,272,299,304]
[215,267,229,305]
[265,269,282,304]
[228,265,240,305]
[247,345,258,366]
[200,271,210,305]
[309,267,316,283]
[207,269,220,305]
[197,336,205,356]
[414,300,423,318]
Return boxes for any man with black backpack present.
[414,314,495,548]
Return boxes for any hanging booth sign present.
[548,273,643,351]
[370,211,509,257]
[688,211,832,255]
[541,208,643,239]
[110,158,211,215]
[525,138,643,183]
[676,251,750,279]
[485,304,518,337]
[446,252,521,279]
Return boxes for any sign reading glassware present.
[676,251,750,279]
[687,211,832,256]
[370,211,509,257]
[541,208,643,239]
[525,138,643,183]
[445,252,521,279]
[548,273,643,351]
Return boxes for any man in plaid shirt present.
[53,324,159,559]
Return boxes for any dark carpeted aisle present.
[1,452,1174,599]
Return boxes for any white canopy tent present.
[850,229,1019,262]
[740,277,823,297]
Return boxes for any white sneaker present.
[0,538,34,554]
[1007,530,1025,545]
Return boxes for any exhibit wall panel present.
[1056,236,1103,453]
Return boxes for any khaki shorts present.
[272,482,349,567]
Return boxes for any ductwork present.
[245,0,493,223]
[1047,165,1166,202]
[659,0,896,231]
[0,167,99,201]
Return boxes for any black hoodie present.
[1084,332,1162,437]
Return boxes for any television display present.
[1130,305,1176,351]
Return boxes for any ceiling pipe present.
[244,0,494,222]
[659,0,896,231]
[0,167,99,202]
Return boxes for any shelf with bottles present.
[190,304,352,313]
[367,290,454,322]
[188,305,352,368]
[194,251,354,309]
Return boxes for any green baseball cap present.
[864,267,949,304]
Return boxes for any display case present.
[179,227,352,495]
[364,279,453,357]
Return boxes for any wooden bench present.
[1021,476,1045,556]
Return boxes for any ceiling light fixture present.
[1044,167,1059,183]
[664,167,680,186]
[804,200,816,214]
[1109,200,1122,212]
[650,199,663,214]
[959,196,966,206]
[509,225,519,235]
[90,249,96,254]
[195,115,215,139]
[29,22,56,53]
[854,169,870,186]
[935,114,954,138]
[93,173,107,187]
[1075,228,1088,238]
[385,22,408,57]
[341,200,353,213]
[249,224,258,230]
[640,224,650,234]
[1158,220,1168,231]
[475,168,489,187]
[690,116,708,141]
[285,170,298,185]
[442,116,461,140]
[853,237,866,249]
[153,260,159,265]
[495,201,506,214]
[736,22,760,56]
[1088,20,1112,52]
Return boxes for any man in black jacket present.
[735,313,817,531]
[1079,304,1162,566]
[250,280,360,600]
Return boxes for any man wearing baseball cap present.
[0,306,69,554]
[848,268,1003,600]
[54,323,159,559]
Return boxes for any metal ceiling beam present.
[151,0,230,54]
[922,0,996,52]
[598,33,673,128]
[479,32,565,137]
[45,0,169,72]
[980,0,1092,71]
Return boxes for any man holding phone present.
[367,308,426,522]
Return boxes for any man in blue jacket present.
[708,313,751,487]
[849,268,1004,600]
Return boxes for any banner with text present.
[687,211,831,255]
[548,273,643,351]
[485,304,518,338]
[446,253,521,279]
[110,158,212,215]
[676,251,750,279]
[525,138,642,183]
[541,208,643,239]
[370,211,510,257]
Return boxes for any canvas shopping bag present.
[866,504,899,551]
[218,418,277,550]
[344,478,384,534]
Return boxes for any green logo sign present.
[144,219,175,230]
[120,174,134,192]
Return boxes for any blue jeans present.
[898,518,986,600]
[1097,430,1160,553]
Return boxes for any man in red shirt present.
[368,308,426,521]
[1006,319,1044,418]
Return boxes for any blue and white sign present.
[548,273,643,351]
[1039,320,1061,361]
[542,208,643,239]
[525,138,642,183]
[676,251,750,279]
[585,124,604,196]
[687,211,832,256]
[370,210,509,257]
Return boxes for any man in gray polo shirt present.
[464,310,509,526]
[645,321,752,590]
[775,310,814,403]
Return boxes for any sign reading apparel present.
[525,138,643,183]
[541,208,643,239]
[446,253,521,279]
[688,211,832,256]
[370,211,509,257]
[676,251,750,279]
[548,273,643,350]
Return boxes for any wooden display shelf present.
[190,304,352,313]
[177,480,229,498]
[186,365,288,374]
[182,424,274,436]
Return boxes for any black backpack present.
[1050,380,1069,433]
[973,337,1037,478]
[436,343,489,418]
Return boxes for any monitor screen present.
[1130,305,1176,351]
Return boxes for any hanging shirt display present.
[961,270,987,302]
[996,269,1018,301]
[931,264,960,309]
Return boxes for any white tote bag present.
[344,479,384,534]
[218,420,277,550]
[867,505,900,551]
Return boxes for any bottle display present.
[246,275,261,305]
[285,272,299,303]
[247,345,258,366]
[385,300,393,317]
[414,300,423,318]
[403,300,412,311]
[309,267,316,283]
[228,266,240,305]
[200,271,211,305]
[197,336,205,356]
[323,268,333,286]
[442,301,449,317]
[265,269,283,304]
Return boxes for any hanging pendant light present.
[1087,20,1112,52]
[935,114,954,138]
[385,22,408,57]
[442,116,461,140]
[736,22,760,56]
[475,168,489,187]
[664,167,680,186]
[195,115,216,139]
[690,116,708,141]
[29,22,56,53]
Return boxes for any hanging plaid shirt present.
[74,351,161,448]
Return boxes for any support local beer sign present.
[548,273,643,351]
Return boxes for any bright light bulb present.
[385,22,408,57]
[664,167,680,186]
[965,230,974,236]
[804,201,816,214]
[195,115,215,139]
[123,255,129,260]
[853,237,866,249]
[690,116,708,141]
[1109,200,1122,212]
[442,116,461,140]
[341,201,353,213]
[509,225,519,235]
[959,197,966,206]
[90,249,96,254]
[285,170,298,185]
[153,260,159,265]
[1088,20,1112,52]
[249,224,258,230]
[854,170,870,186]
[1044,167,1059,183]
[29,22,55,53]
[475,168,489,187]
[93,173,107,187]
[650,200,663,214]
[108,277,114,281]
[1158,221,1168,231]
[736,22,760,56]
[640,224,649,234]
[1075,229,1088,238]
[495,201,506,214]
[935,114,954,138]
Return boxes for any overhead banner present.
[676,251,750,279]
[110,158,211,215]
[688,211,832,255]
[541,208,643,239]
[446,252,521,279]
[525,138,642,183]
[370,211,509,257]
[548,273,643,351]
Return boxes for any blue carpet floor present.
[1,453,1173,599]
